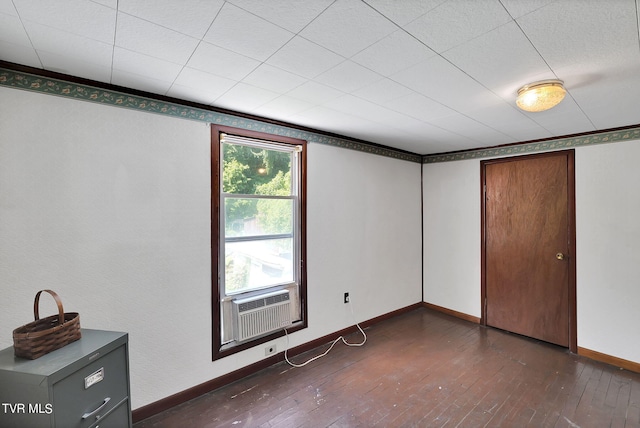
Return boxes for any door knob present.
[556,252,565,260]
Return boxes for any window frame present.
[211,124,307,360]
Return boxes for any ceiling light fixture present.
[516,79,566,112]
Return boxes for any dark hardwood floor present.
[134,308,640,427]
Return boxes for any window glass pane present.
[222,143,291,195]
[225,197,293,237]
[225,238,294,293]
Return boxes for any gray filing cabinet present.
[0,329,131,428]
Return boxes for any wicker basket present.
[12,289,81,359]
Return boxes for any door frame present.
[480,149,577,353]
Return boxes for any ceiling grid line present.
[183,2,261,104]
[636,0,640,52]
[213,0,341,115]
[109,0,118,84]
[360,0,514,135]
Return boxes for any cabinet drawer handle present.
[82,397,111,419]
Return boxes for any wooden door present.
[482,150,576,349]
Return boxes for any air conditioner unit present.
[232,290,291,342]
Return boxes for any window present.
[212,125,307,359]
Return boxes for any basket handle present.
[33,289,65,326]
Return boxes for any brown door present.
[482,150,576,349]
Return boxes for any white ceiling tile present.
[118,0,223,39]
[586,94,640,130]
[443,22,551,92]
[363,0,447,26]
[379,113,434,136]
[440,139,489,153]
[289,105,378,137]
[352,78,414,104]
[13,0,116,43]
[37,50,112,82]
[389,123,474,152]
[460,97,576,143]
[385,92,456,122]
[404,122,478,153]
[389,58,441,96]
[252,95,314,120]
[0,13,31,46]
[166,84,220,105]
[111,69,174,95]
[404,0,512,53]
[0,40,41,67]
[285,106,330,130]
[226,0,334,33]
[517,0,639,70]
[346,123,420,149]
[463,98,540,135]
[428,113,513,145]
[203,3,293,61]
[315,96,442,149]
[499,0,557,19]
[322,94,385,116]
[0,1,18,16]
[266,36,344,79]
[92,0,117,8]
[115,13,199,64]
[241,64,307,93]
[286,80,345,104]
[299,0,397,57]
[214,82,280,112]
[170,67,236,100]
[326,94,440,134]
[565,59,640,130]
[351,30,436,77]
[503,127,554,143]
[391,55,491,112]
[112,47,182,83]
[187,42,260,80]
[458,89,513,114]
[391,137,440,154]
[529,108,596,137]
[314,60,382,93]
[24,21,113,67]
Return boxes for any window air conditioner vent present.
[232,290,291,342]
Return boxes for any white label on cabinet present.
[84,367,104,389]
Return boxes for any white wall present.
[306,143,423,336]
[575,140,640,363]
[422,159,481,318]
[0,86,422,409]
[422,142,640,365]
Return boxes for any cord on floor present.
[283,300,366,368]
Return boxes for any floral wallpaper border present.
[0,67,422,163]
[2,67,638,165]
[423,127,640,164]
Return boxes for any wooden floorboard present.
[134,308,640,428]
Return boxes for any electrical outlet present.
[265,344,277,356]
[344,292,350,304]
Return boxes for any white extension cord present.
[283,299,367,368]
